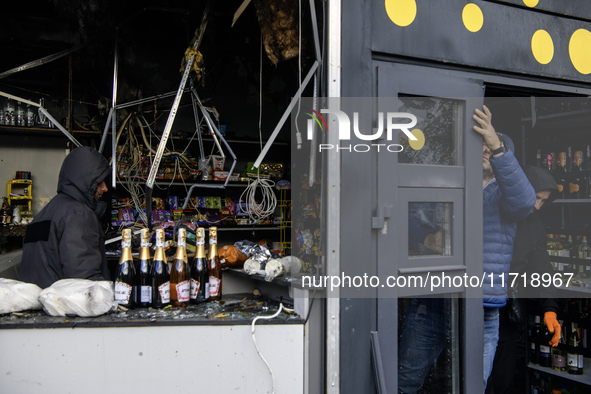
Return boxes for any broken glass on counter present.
[0,293,301,328]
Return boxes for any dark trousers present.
[485,307,519,394]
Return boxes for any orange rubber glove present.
[544,311,561,347]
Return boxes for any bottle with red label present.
[114,228,137,308]
[190,227,209,304]
[170,228,191,307]
[150,228,170,308]
[208,227,222,301]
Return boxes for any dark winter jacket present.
[483,150,536,308]
[19,146,111,288]
[510,165,559,313]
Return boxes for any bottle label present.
[567,353,581,367]
[197,240,205,247]
[158,282,170,303]
[140,286,152,303]
[114,282,133,304]
[176,280,190,302]
[576,151,583,166]
[552,354,566,368]
[209,277,221,297]
[122,240,131,248]
[570,182,580,193]
[190,278,200,299]
[539,345,550,355]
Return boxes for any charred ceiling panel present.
[372,0,591,84]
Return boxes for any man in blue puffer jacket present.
[473,105,536,389]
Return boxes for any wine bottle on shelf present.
[557,175,567,199]
[557,151,568,173]
[208,226,222,302]
[190,227,209,304]
[114,228,137,308]
[551,320,566,371]
[585,144,591,171]
[567,146,573,172]
[538,319,552,367]
[536,149,543,167]
[151,228,170,308]
[546,154,554,174]
[574,149,584,172]
[138,228,153,307]
[530,315,542,364]
[569,176,582,199]
[567,321,584,374]
[170,228,191,307]
[578,236,591,260]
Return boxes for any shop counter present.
[0,294,305,394]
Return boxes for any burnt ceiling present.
[0,0,319,140]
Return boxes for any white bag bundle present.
[0,278,42,314]
[264,256,303,282]
[38,279,118,317]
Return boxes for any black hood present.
[523,165,559,205]
[57,146,110,216]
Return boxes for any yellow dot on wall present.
[570,29,591,75]
[523,0,539,7]
[385,0,417,27]
[531,30,554,65]
[408,129,425,150]
[462,3,484,33]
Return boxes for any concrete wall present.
[0,135,69,215]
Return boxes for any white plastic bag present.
[0,278,42,314]
[38,279,117,317]
[264,256,303,282]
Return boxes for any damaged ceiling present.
[0,0,319,140]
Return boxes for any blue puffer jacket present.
[483,150,536,308]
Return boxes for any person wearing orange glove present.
[486,165,560,394]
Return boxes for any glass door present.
[373,63,484,393]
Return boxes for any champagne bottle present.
[170,228,191,307]
[150,228,170,308]
[567,321,584,374]
[574,149,584,172]
[114,228,137,308]
[208,227,222,301]
[190,227,209,304]
[557,151,568,173]
[138,228,153,307]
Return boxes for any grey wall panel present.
[340,0,378,392]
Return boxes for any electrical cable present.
[239,177,277,223]
[251,302,288,394]
[294,0,303,150]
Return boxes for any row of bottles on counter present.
[547,234,591,278]
[0,97,51,127]
[529,299,590,376]
[536,146,591,174]
[536,145,591,199]
[114,226,221,309]
[529,315,585,375]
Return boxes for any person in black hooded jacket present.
[19,146,111,288]
[485,164,560,394]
